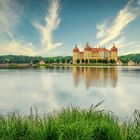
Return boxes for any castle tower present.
[73,44,80,64]
[110,44,118,61]
[84,43,92,61]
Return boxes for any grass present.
[0,105,140,140]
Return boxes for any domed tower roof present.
[73,45,79,53]
[84,43,92,51]
[111,44,117,52]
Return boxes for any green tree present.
[97,59,102,63]
[103,59,108,64]
[66,59,70,63]
[81,59,85,63]
[45,59,48,63]
[89,59,92,63]
[92,59,96,63]
[56,59,60,63]
[110,59,115,64]
[48,59,55,63]
[119,54,140,63]
[76,59,80,64]
[61,59,65,63]
[85,59,88,63]
[33,59,39,64]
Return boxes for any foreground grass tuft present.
[0,107,140,140]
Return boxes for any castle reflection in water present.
[72,67,118,89]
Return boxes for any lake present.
[0,66,140,117]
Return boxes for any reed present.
[0,106,140,140]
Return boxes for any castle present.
[73,43,118,63]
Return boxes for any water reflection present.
[72,67,118,89]
[121,66,140,74]
[0,67,139,117]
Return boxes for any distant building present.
[116,60,123,66]
[73,43,118,64]
[39,60,45,65]
[128,60,135,66]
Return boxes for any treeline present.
[45,56,72,64]
[76,59,116,64]
[119,53,140,63]
[0,55,72,64]
[1,54,140,64]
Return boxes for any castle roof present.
[73,45,79,53]
[111,44,117,52]
[98,48,109,52]
[92,48,99,52]
[84,43,92,51]
[73,43,117,53]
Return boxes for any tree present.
[89,59,92,63]
[47,58,55,63]
[85,59,88,63]
[76,59,80,64]
[103,59,108,64]
[97,59,102,63]
[110,59,115,64]
[45,59,49,63]
[66,59,70,63]
[61,59,65,63]
[56,59,60,63]
[119,54,140,63]
[92,59,96,63]
[33,59,39,64]
[81,59,85,63]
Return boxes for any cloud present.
[0,0,63,56]
[96,20,108,39]
[123,47,140,55]
[0,0,37,56]
[34,0,63,52]
[96,0,140,46]
[0,0,21,34]
[0,40,37,56]
[0,32,37,56]
[114,37,136,48]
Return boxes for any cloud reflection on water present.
[0,67,139,117]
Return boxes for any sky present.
[0,0,140,56]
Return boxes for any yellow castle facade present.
[73,43,118,63]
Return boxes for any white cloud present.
[96,0,140,46]
[0,0,21,34]
[0,40,37,56]
[0,0,37,56]
[114,37,136,48]
[0,0,63,56]
[96,20,108,39]
[123,47,140,55]
[0,32,37,56]
[34,0,63,52]
[138,0,140,5]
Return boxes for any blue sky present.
[0,0,140,56]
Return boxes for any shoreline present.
[0,63,140,69]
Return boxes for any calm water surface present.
[0,66,140,117]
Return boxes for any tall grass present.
[0,106,140,140]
